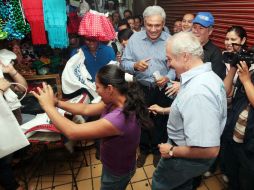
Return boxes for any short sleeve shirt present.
[100,106,140,175]
[167,63,227,147]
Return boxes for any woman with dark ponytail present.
[32,64,152,190]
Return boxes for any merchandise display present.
[0,0,30,40]
[79,10,116,41]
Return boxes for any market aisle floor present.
[14,146,228,190]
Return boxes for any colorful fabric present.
[79,10,116,41]
[0,0,30,40]
[43,0,69,48]
[21,0,47,45]
[67,12,79,34]
[0,18,8,40]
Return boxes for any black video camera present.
[223,45,254,68]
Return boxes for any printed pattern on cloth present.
[233,105,250,143]
[79,10,115,41]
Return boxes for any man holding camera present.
[222,60,254,190]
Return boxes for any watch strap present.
[169,145,175,157]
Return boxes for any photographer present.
[224,26,248,85]
[223,26,254,106]
[222,58,254,189]
[206,26,249,181]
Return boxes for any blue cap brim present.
[192,18,213,27]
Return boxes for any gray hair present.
[169,32,204,58]
[143,6,166,21]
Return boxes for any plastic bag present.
[0,95,29,158]
[61,49,100,102]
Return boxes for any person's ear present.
[107,84,114,94]
[241,37,246,45]
[162,20,165,27]
[183,52,190,62]
[208,27,213,36]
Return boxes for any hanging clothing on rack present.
[21,0,47,45]
[0,0,30,40]
[67,12,79,34]
[79,10,116,41]
[43,0,69,48]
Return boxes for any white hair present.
[143,6,166,21]
[169,32,204,58]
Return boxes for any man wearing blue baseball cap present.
[192,12,226,80]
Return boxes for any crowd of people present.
[1,4,254,190]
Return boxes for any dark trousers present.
[205,139,227,174]
[0,155,19,190]
[223,141,254,190]
[152,157,215,190]
[139,85,172,155]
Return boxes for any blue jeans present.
[152,157,215,190]
[100,166,135,190]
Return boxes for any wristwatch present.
[168,145,175,157]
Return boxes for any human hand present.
[156,76,169,87]
[31,82,56,110]
[134,58,151,71]
[237,61,251,85]
[148,104,164,115]
[0,78,11,92]
[116,52,122,63]
[165,81,180,97]
[158,143,172,158]
[0,62,16,76]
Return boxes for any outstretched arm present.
[57,100,105,117]
[32,83,121,140]
[148,104,170,115]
